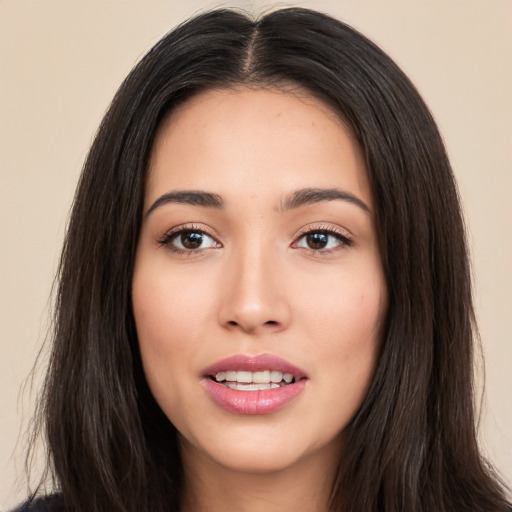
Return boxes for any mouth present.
[202,354,307,415]
[211,370,296,391]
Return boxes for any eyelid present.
[292,224,354,252]
[294,223,353,240]
[155,222,353,254]
[157,223,221,251]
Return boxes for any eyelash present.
[157,224,353,255]
[293,226,354,254]
[157,224,218,254]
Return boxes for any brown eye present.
[159,228,220,252]
[294,229,352,252]
[180,231,205,249]
[305,232,329,250]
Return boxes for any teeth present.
[253,370,270,383]
[237,371,252,383]
[270,370,283,383]
[225,382,281,391]
[214,370,295,386]
[215,371,227,382]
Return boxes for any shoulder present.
[8,495,64,512]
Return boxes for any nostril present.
[222,314,285,332]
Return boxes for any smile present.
[213,370,295,390]
[202,354,307,414]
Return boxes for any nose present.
[217,244,292,335]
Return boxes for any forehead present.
[146,87,371,208]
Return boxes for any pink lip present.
[202,354,307,378]
[202,354,308,415]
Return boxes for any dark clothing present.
[9,495,64,512]
[10,494,512,511]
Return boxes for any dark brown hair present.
[28,7,509,512]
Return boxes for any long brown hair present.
[28,7,509,512]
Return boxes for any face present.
[132,88,387,476]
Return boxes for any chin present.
[178,419,344,476]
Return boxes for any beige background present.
[1,0,511,507]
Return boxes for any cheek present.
[132,259,214,351]
[294,263,387,402]
[297,265,387,348]
[131,263,206,408]
[133,278,178,356]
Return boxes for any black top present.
[9,495,64,512]
[10,494,512,511]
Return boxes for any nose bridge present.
[219,236,289,333]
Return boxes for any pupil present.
[307,232,328,249]
[181,232,203,249]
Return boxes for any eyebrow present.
[145,187,370,217]
[279,187,371,214]
[146,190,224,217]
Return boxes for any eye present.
[293,228,352,252]
[158,227,220,252]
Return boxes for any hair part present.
[28,7,510,512]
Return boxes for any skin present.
[132,88,388,511]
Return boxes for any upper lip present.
[202,354,308,380]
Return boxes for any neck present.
[179,437,341,512]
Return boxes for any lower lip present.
[203,378,307,415]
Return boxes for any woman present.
[14,7,509,512]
